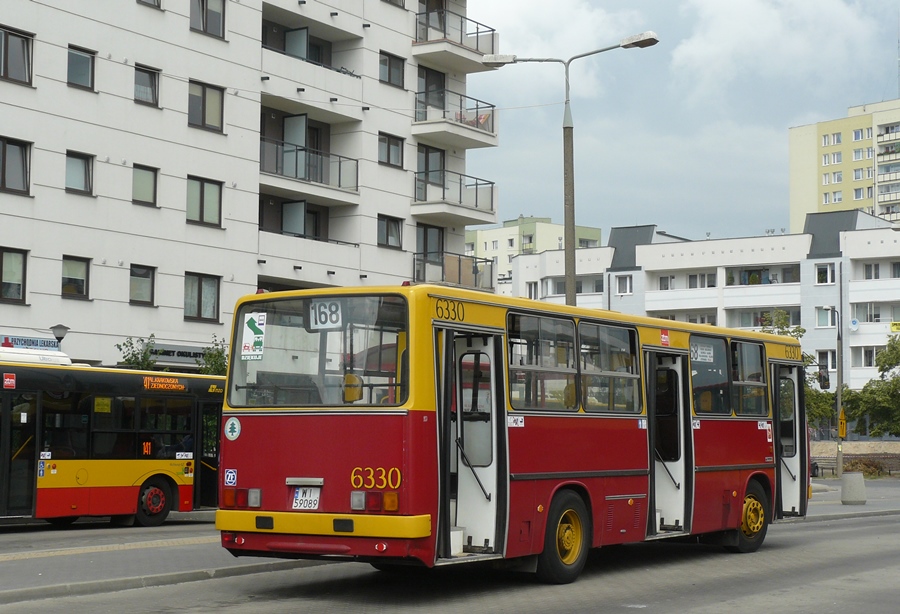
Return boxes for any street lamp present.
[483,31,659,306]
[823,306,843,477]
[50,324,69,350]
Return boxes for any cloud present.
[672,0,882,106]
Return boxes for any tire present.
[136,478,172,527]
[535,490,591,584]
[45,516,79,528]
[726,480,769,553]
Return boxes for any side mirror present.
[343,373,363,403]
[817,367,830,390]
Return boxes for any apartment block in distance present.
[0,0,500,366]
[789,99,900,233]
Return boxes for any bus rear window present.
[228,294,409,408]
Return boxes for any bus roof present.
[0,348,73,365]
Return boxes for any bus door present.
[0,390,38,516]
[196,401,221,508]
[772,363,807,517]
[435,328,506,560]
[645,350,693,537]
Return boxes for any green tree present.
[843,334,900,437]
[759,309,833,428]
[115,334,157,370]
[196,334,228,376]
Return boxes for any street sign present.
[839,407,847,439]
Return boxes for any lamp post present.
[50,324,69,351]
[823,306,843,477]
[483,31,659,306]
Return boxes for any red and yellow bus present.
[1,354,224,526]
[216,285,808,583]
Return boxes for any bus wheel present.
[45,516,79,528]
[727,481,769,553]
[535,490,590,584]
[136,478,172,527]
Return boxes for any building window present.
[867,127,873,138]
[853,302,881,323]
[379,52,404,88]
[864,263,880,280]
[132,165,157,206]
[382,0,404,6]
[593,278,604,293]
[67,46,95,90]
[853,168,863,180]
[65,151,93,194]
[822,192,830,205]
[817,350,836,371]
[0,247,25,302]
[832,171,842,183]
[378,133,403,168]
[0,136,28,193]
[852,346,884,368]
[190,0,225,38]
[832,132,841,144]
[866,147,874,159]
[61,256,89,298]
[816,307,837,328]
[833,191,842,203]
[188,81,224,131]
[853,149,863,161]
[1,26,32,84]
[184,272,219,321]
[554,279,565,295]
[822,134,830,147]
[138,0,161,7]
[854,188,863,200]
[508,238,515,248]
[616,275,633,295]
[688,273,716,288]
[377,215,402,248]
[892,262,900,278]
[658,276,673,291]
[134,65,159,106]
[822,154,829,166]
[186,176,222,226]
[822,173,830,185]
[526,281,538,300]
[816,263,835,284]
[853,129,863,141]
[832,152,842,164]
[130,264,155,305]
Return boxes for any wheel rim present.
[143,486,166,515]
[555,508,583,565]
[740,494,765,538]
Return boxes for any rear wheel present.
[726,480,769,553]
[136,478,172,527]
[535,490,590,584]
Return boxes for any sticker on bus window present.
[241,312,266,361]
[308,299,343,330]
[690,342,715,363]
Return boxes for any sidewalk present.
[804,475,900,521]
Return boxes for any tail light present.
[222,488,262,508]
[351,490,399,512]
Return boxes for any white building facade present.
[0,0,500,366]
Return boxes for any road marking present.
[0,536,219,562]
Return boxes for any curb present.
[783,508,900,523]
[0,559,323,606]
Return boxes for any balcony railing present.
[414,251,494,291]
[414,170,494,211]
[261,44,361,79]
[415,90,494,132]
[416,10,496,54]
[260,137,358,190]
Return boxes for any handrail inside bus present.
[455,438,491,502]
[654,448,681,490]
[12,435,34,461]
[781,457,797,482]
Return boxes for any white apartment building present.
[510,211,900,395]
[0,0,500,367]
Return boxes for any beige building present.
[789,99,900,233]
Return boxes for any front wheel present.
[135,478,172,527]
[726,480,769,553]
[535,490,591,584]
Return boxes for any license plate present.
[292,487,321,510]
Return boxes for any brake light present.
[366,491,383,511]
[236,488,249,507]
[351,490,399,512]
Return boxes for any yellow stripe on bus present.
[215,510,432,539]
[37,460,194,488]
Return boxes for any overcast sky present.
[466,0,900,241]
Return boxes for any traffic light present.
[818,366,830,390]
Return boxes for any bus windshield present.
[229,293,409,408]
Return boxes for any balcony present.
[412,90,497,149]
[413,170,496,226]
[413,10,498,74]
[877,131,900,143]
[414,251,494,291]
[259,137,359,206]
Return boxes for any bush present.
[843,458,885,478]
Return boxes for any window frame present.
[184,272,220,322]
[65,151,94,195]
[190,0,226,39]
[67,45,95,90]
[377,215,403,249]
[0,246,26,303]
[816,263,835,285]
[134,64,160,106]
[616,275,633,296]
[378,132,404,168]
[186,175,222,227]
[188,80,224,132]
[379,51,405,88]
[137,0,161,7]
[61,255,90,299]
[0,26,33,85]
[0,136,29,194]
[132,164,158,206]
[129,264,156,306]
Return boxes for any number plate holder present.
[292,486,321,510]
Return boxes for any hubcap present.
[741,495,765,537]
[143,486,166,515]
[556,508,583,565]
